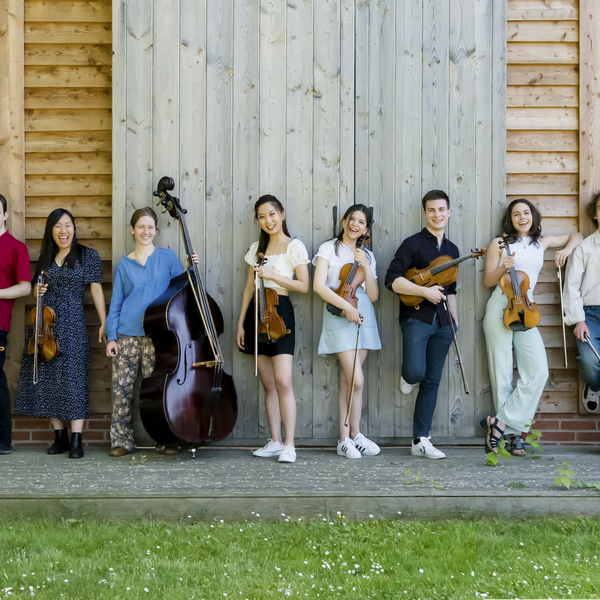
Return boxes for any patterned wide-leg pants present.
[110,334,155,451]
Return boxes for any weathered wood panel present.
[507,85,578,108]
[1,0,26,400]
[508,20,578,42]
[507,107,578,130]
[506,151,578,173]
[507,0,578,21]
[507,42,578,64]
[111,0,505,443]
[506,129,578,151]
[11,0,114,415]
[507,64,579,85]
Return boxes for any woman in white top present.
[237,195,310,464]
[482,199,582,455]
[313,204,382,459]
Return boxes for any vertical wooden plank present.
[205,0,234,400]
[231,0,260,438]
[422,0,450,438]
[366,0,395,439]
[112,0,127,266]
[354,0,368,205]
[312,0,341,440]
[180,0,207,272]
[579,0,600,237]
[1,0,26,399]
[152,0,179,253]
[286,0,314,440]
[394,0,422,438]
[259,0,286,198]
[125,0,153,255]
[448,0,477,438]
[474,0,496,429]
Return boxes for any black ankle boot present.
[47,428,70,455]
[68,432,84,459]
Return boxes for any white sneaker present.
[337,437,361,459]
[411,436,446,460]
[400,376,417,395]
[278,444,296,463]
[252,439,283,457]
[352,432,380,456]
[583,384,600,414]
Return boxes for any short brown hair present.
[586,192,600,228]
[0,194,6,213]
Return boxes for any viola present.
[327,234,371,316]
[139,177,238,449]
[28,271,59,384]
[255,253,290,343]
[398,249,487,308]
[498,238,540,332]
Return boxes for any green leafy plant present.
[130,454,148,466]
[485,419,543,466]
[508,481,529,489]
[555,460,600,490]
[402,469,442,488]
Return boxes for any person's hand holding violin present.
[353,248,370,271]
[502,251,516,272]
[185,252,199,268]
[422,285,446,305]
[34,282,48,298]
[254,263,276,280]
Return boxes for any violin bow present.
[557,265,568,368]
[254,263,259,377]
[584,333,600,364]
[344,320,362,427]
[442,300,470,395]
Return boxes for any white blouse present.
[312,239,377,289]
[244,239,310,289]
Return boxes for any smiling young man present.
[384,190,459,459]
[564,192,600,414]
[0,194,32,454]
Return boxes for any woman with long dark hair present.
[236,195,310,463]
[313,204,382,459]
[481,198,582,455]
[14,209,106,458]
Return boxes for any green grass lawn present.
[1,517,599,599]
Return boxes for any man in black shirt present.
[385,190,459,459]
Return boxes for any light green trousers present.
[483,287,549,435]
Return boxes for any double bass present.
[139,177,238,450]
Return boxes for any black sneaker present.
[583,384,600,414]
[0,443,12,455]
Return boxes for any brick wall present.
[11,414,111,448]
[533,412,600,445]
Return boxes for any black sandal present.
[509,435,526,456]
[480,416,504,453]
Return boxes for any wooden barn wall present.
[5,0,113,415]
[112,0,506,443]
[507,0,582,416]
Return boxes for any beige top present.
[564,230,600,325]
[244,239,310,289]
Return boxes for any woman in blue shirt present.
[106,207,195,457]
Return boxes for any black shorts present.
[240,295,295,357]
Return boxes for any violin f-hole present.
[177,343,192,385]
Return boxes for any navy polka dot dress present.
[14,247,103,421]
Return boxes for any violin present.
[140,177,238,450]
[255,253,290,343]
[398,249,487,308]
[327,234,371,316]
[28,271,59,384]
[498,238,540,331]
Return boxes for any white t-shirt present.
[244,239,310,289]
[312,239,377,289]
[497,236,544,291]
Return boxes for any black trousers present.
[0,331,11,444]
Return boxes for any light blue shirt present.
[106,247,183,341]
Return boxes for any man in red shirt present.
[0,194,32,454]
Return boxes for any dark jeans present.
[400,316,453,438]
[0,331,11,445]
[576,306,600,392]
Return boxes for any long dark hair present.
[253,195,291,259]
[502,198,542,246]
[35,208,84,280]
[333,204,373,257]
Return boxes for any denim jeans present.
[400,315,453,438]
[0,331,11,445]
[576,306,600,392]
